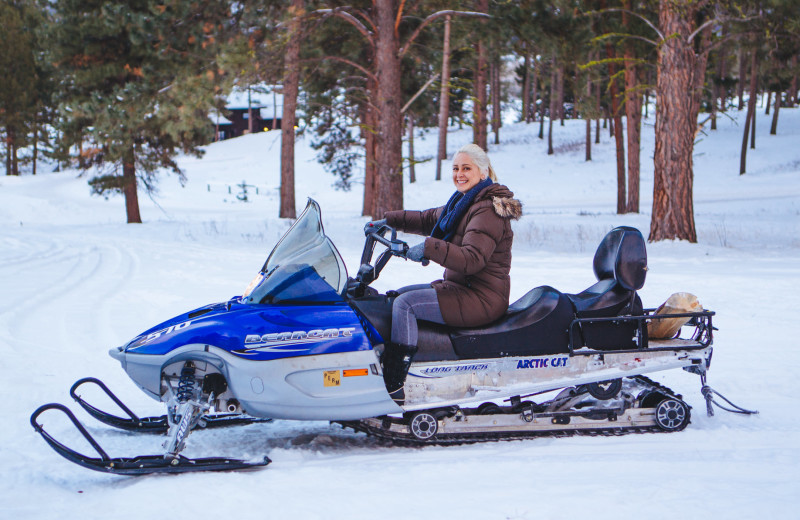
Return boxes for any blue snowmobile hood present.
[110,198,379,366]
[118,298,373,362]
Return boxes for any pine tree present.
[0,1,37,176]
[49,0,231,223]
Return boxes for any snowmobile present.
[31,199,756,475]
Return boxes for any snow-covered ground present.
[1,107,799,519]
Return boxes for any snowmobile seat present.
[447,285,575,359]
[349,294,461,361]
[350,286,575,362]
[565,226,647,350]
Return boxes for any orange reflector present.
[343,369,369,377]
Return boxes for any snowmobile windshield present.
[241,199,348,305]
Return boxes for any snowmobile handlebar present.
[357,223,429,287]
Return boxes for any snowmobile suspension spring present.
[177,363,196,403]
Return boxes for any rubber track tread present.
[338,378,690,445]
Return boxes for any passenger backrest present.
[566,226,647,350]
[593,226,647,290]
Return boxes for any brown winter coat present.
[384,183,522,328]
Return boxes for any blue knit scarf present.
[431,177,493,241]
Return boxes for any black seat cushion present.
[449,286,574,359]
[350,286,576,361]
[567,279,629,314]
[349,295,460,361]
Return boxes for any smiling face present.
[452,152,486,193]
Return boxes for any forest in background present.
[1,0,799,242]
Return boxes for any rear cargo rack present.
[568,309,715,355]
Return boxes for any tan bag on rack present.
[647,292,703,339]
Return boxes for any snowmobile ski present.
[30,403,270,475]
[69,377,271,434]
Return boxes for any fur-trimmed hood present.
[474,183,523,220]
[492,196,523,220]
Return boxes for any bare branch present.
[591,8,664,41]
[686,18,717,44]
[402,73,439,113]
[592,32,658,48]
[302,56,376,82]
[313,7,374,46]
[399,10,490,57]
[353,8,377,34]
[395,0,407,34]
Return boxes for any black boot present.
[381,343,418,405]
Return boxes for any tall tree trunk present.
[7,126,19,176]
[650,0,709,242]
[710,78,718,130]
[712,34,725,130]
[596,83,601,143]
[436,15,451,181]
[522,46,531,123]
[538,91,545,139]
[374,0,404,218]
[719,47,728,109]
[739,50,758,174]
[548,55,556,155]
[557,64,565,126]
[363,94,377,216]
[585,70,592,162]
[623,5,641,213]
[595,115,600,144]
[765,90,771,115]
[32,114,38,176]
[606,42,626,214]
[791,56,798,106]
[122,146,142,224]
[530,58,538,123]
[12,133,18,176]
[4,128,9,176]
[539,61,546,140]
[279,0,303,220]
[740,97,753,174]
[472,0,488,150]
[407,113,416,183]
[711,53,720,130]
[750,91,756,149]
[737,47,745,110]
[247,87,253,134]
[491,59,501,144]
[770,90,780,135]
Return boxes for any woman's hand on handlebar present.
[406,242,427,263]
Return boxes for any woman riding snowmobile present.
[369,144,522,403]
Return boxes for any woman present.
[375,143,522,403]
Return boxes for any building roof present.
[209,110,233,125]
[225,85,284,113]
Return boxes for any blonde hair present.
[455,143,498,181]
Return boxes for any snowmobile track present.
[339,376,691,446]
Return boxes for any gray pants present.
[391,284,446,347]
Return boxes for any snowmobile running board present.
[69,377,272,433]
[30,403,270,475]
